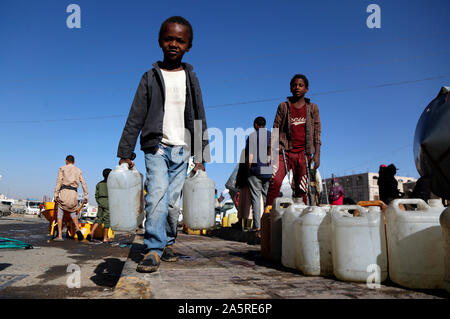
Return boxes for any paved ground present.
[114,228,449,299]
[0,215,133,299]
[1,215,448,299]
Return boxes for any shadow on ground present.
[0,264,12,272]
[90,258,125,287]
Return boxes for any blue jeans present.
[143,143,188,256]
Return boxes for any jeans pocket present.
[171,146,188,164]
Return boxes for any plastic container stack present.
[258,195,448,291]
[294,205,333,276]
[108,163,145,232]
[386,198,445,289]
[331,205,388,283]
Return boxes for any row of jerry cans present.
[262,197,448,291]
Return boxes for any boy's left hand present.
[192,163,205,172]
[310,154,320,170]
[312,157,320,170]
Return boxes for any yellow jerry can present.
[68,222,92,239]
[227,213,238,226]
[182,223,207,235]
[222,216,229,227]
[93,222,115,239]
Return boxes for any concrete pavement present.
[2,215,446,300]
[113,227,449,299]
[0,215,133,299]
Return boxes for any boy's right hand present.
[119,158,135,169]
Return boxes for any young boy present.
[266,74,321,206]
[117,16,210,273]
[53,155,88,241]
[86,168,112,243]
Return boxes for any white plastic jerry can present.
[331,205,388,283]
[270,197,295,262]
[281,201,308,269]
[386,198,445,289]
[182,170,216,230]
[107,163,144,232]
[294,205,333,276]
[440,205,450,293]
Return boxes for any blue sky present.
[0,0,449,203]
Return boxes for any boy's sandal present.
[137,252,160,273]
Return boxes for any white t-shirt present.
[160,69,187,146]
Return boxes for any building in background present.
[323,173,417,203]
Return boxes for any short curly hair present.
[66,155,75,163]
[290,74,309,89]
[159,16,193,48]
[254,116,266,128]
[102,168,112,180]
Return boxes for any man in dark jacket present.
[246,117,272,236]
[116,16,210,273]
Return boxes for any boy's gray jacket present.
[117,62,211,163]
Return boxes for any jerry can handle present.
[187,169,206,179]
[118,162,138,172]
[273,197,294,211]
[391,198,429,211]
[332,205,367,217]
[357,200,387,212]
